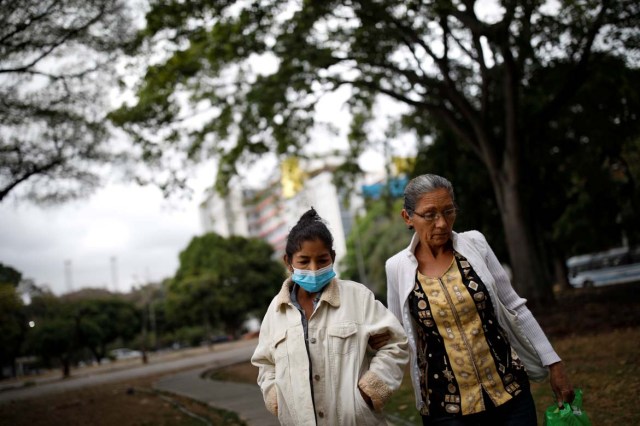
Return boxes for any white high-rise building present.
[199,159,367,272]
[283,169,354,271]
[199,178,249,238]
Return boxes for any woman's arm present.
[477,232,561,366]
[474,233,574,403]
[250,311,278,416]
[357,291,410,412]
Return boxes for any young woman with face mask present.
[251,208,409,426]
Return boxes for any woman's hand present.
[358,386,374,408]
[549,361,574,407]
[368,331,391,350]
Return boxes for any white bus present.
[566,246,640,288]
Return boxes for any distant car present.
[109,348,142,360]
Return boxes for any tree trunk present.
[494,177,554,306]
[552,256,571,292]
[62,358,70,378]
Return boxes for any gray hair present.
[403,174,455,214]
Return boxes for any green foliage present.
[0,283,26,377]
[23,295,78,376]
[0,263,22,286]
[167,233,285,337]
[113,0,639,301]
[112,0,639,192]
[342,199,409,300]
[163,326,209,348]
[411,128,508,261]
[22,293,141,375]
[411,52,640,281]
[0,0,136,203]
[74,298,141,362]
[524,54,640,256]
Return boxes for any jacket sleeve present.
[357,290,410,412]
[474,231,561,367]
[250,308,278,416]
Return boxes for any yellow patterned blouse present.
[409,251,528,417]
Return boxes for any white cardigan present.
[386,230,560,412]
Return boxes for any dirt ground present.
[1,283,638,426]
[0,371,245,426]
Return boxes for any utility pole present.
[110,256,119,293]
[64,260,73,293]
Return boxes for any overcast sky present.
[0,177,206,295]
[0,132,417,296]
[0,49,415,297]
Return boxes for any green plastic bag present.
[544,388,592,426]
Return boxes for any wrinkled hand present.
[368,331,391,350]
[549,361,574,408]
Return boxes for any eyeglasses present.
[412,208,458,223]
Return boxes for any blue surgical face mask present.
[292,263,336,293]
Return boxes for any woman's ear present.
[330,249,336,263]
[401,209,414,230]
[283,254,293,272]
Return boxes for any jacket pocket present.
[273,329,288,361]
[354,384,386,424]
[328,322,358,354]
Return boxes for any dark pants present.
[421,388,537,426]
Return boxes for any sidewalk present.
[154,368,278,426]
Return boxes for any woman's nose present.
[434,214,448,226]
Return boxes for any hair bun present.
[298,207,321,225]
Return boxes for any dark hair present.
[403,174,455,214]
[285,208,334,261]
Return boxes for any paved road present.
[0,340,258,403]
[155,369,278,426]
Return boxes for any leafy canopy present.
[0,0,136,203]
[167,233,285,337]
[112,0,638,194]
[112,0,639,303]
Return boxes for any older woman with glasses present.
[385,174,573,426]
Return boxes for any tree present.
[0,283,26,378]
[74,298,140,363]
[111,1,639,303]
[167,233,285,338]
[410,52,640,288]
[24,294,78,378]
[128,282,166,353]
[410,126,508,256]
[0,0,135,203]
[341,198,409,300]
[527,55,640,253]
[0,262,22,286]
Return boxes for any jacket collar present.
[404,230,460,257]
[274,277,341,311]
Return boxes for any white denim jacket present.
[386,230,561,413]
[251,277,409,426]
